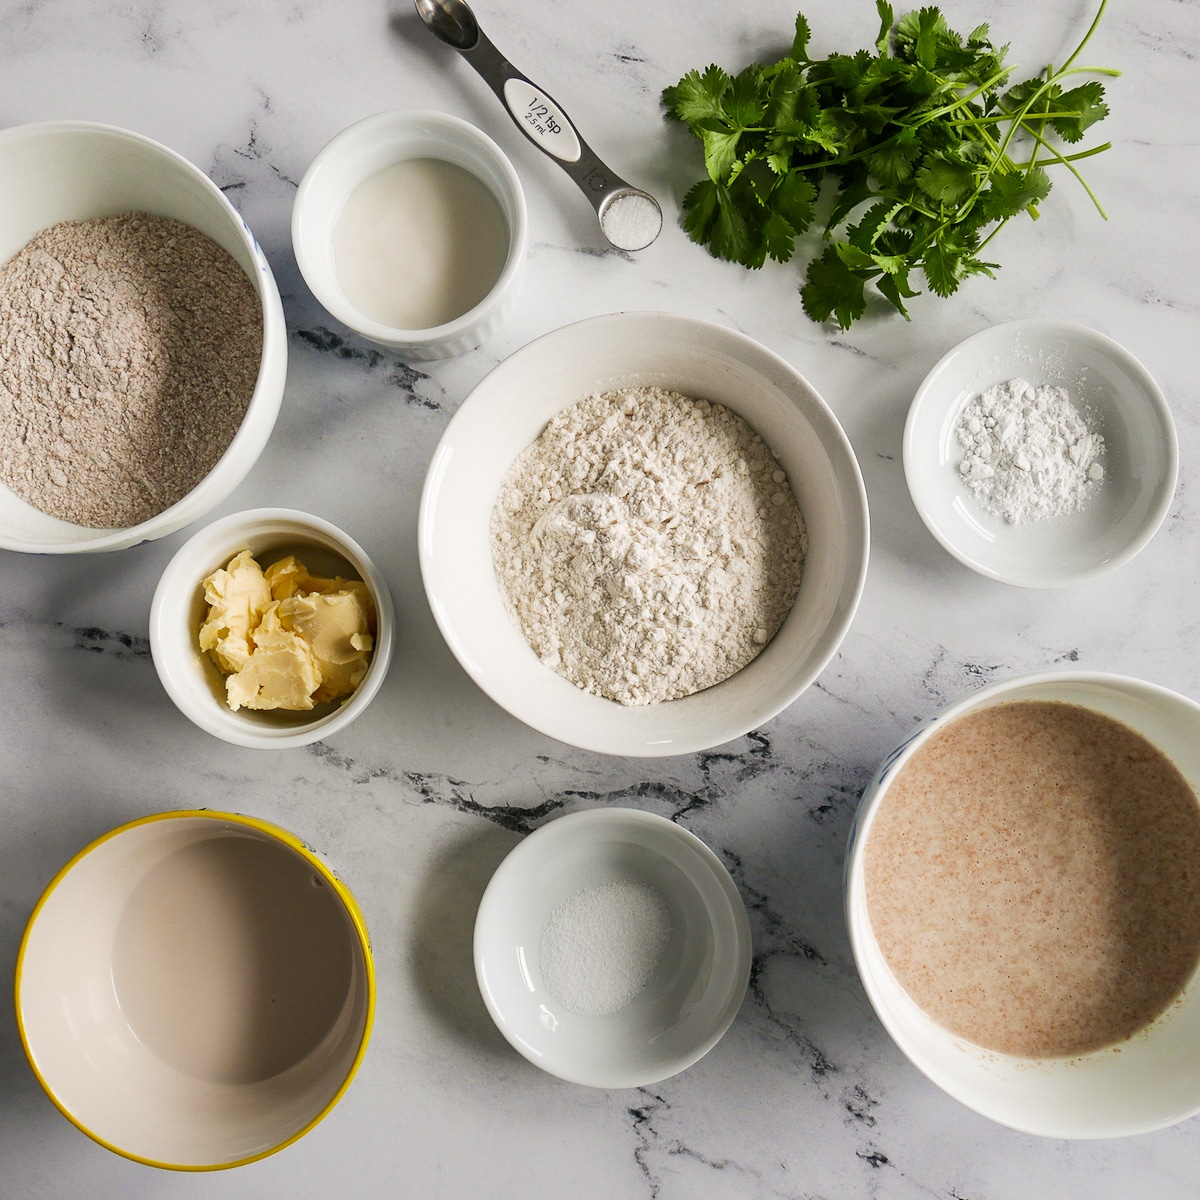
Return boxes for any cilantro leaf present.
[791,13,812,63]
[699,125,742,183]
[772,170,818,232]
[916,153,978,205]
[802,247,869,328]
[1050,82,1109,142]
[763,210,798,262]
[662,65,730,126]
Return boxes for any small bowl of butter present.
[150,508,395,748]
[292,109,527,360]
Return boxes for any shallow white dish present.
[903,319,1176,588]
[846,671,1200,1139]
[474,808,751,1088]
[150,508,395,749]
[418,311,870,757]
[0,120,287,554]
[292,109,527,359]
[16,810,374,1169]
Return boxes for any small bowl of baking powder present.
[0,121,287,554]
[474,807,751,1088]
[904,319,1177,588]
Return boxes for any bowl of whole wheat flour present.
[419,312,870,757]
[0,121,287,553]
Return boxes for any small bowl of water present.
[473,807,752,1088]
[292,109,527,359]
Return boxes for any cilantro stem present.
[1060,0,1109,73]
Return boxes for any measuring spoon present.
[413,0,662,251]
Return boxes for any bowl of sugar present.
[846,670,1200,1138]
[474,807,751,1088]
[15,809,374,1168]
[0,121,287,553]
[292,109,527,359]
[904,319,1177,588]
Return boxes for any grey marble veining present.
[3,0,1200,1195]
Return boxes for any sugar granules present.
[954,377,1105,524]
[491,387,808,706]
[0,213,262,528]
[539,881,673,1017]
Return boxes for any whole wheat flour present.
[491,387,808,706]
[0,213,262,528]
[955,377,1104,524]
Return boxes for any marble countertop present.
[3,0,1199,1195]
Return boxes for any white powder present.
[955,377,1105,524]
[539,881,672,1017]
[600,192,662,252]
[491,387,808,706]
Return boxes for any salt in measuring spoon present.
[413,0,663,252]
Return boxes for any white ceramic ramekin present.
[292,109,527,359]
[0,121,287,554]
[149,508,396,749]
[846,671,1200,1138]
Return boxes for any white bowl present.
[150,509,396,749]
[474,808,751,1088]
[0,120,287,554]
[292,110,527,359]
[15,810,374,1169]
[846,671,1200,1138]
[418,312,870,757]
[903,319,1177,588]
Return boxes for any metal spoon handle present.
[459,29,629,209]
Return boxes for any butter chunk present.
[199,548,377,712]
[266,555,362,601]
[277,590,375,702]
[199,549,273,673]
[225,605,321,712]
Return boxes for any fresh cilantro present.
[663,0,1116,329]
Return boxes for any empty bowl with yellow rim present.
[14,810,374,1169]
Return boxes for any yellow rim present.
[13,808,376,1171]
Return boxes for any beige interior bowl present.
[15,811,374,1169]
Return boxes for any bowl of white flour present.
[0,121,287,553]
[418,311,869,756]
[903,319,1177,588]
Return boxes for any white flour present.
[491,387,807,706]
[955,378,1104,524]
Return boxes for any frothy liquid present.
[112,834,355,1083]
[865,700,1200,1058]
[333,157,509,330]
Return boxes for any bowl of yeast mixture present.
[846,671,1200,1138]
[15,810,374,1169]
[0,121,287,553]
[418,311,870,757]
